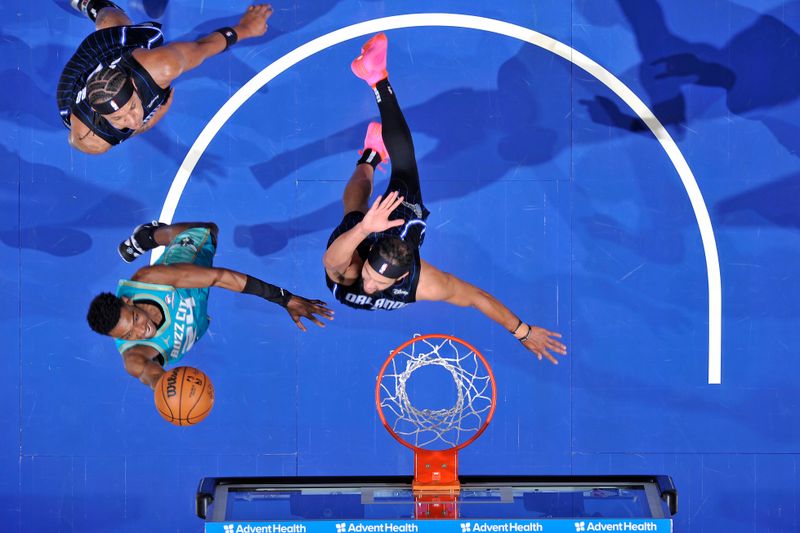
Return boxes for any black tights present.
[374,79,423,205]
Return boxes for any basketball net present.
[376,334,496,518]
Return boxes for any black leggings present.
[375,79,425,207]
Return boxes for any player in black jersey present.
[59,1,272,154]
[323,34,568,364]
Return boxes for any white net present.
[377,335,495,451]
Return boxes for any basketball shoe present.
[351,33,389,87]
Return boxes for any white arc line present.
[156,13,722,384]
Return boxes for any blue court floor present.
[2,0,799,531]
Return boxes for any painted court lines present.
[156,13,722,384]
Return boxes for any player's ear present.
[120,296,132,305]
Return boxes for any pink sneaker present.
[363,122,389,161]
[351,33,388,87]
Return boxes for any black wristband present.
[242,275,292,307]
[509,318,523,335]
[214,27,239,51]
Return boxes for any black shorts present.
[57,22,164,127]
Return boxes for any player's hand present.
[360,191,405,234]
[235,4,273,40]
[518,325,567,365]
[285,296,334,331]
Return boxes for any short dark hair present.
[370,237,413,277]
[86,67,130,109]
[87,292,124,335]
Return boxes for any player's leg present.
[342,164,373,215]
[373,78,422,203]
[95,6,133,31]
[118,221,218,263]
[153,223,218,267]
[153,222,218,246]
[71,0,133,30]
[351,33,422,204]
[342,123,390,214]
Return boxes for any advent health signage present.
[207,519,672,533]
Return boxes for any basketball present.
[154,366,214,426]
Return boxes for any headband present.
[91,75,135,115]
[367,246,410,279]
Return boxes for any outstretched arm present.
[132,263,334,330]
[323,191,405,282]
[122,345,165,389]
[133,262,249,290]
[134,4,273,87]
[415,260,567,364]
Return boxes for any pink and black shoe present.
[351,33,389,87]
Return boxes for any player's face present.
[103,89,144,131]
[361,263,405,295]
[108,302,157,341]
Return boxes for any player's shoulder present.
[130,47,179,87]
[415,260,451,301]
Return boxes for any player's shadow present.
[0,34,67,133]
[236,45,562,256]
[0,69,58,132]
[0,144,149,257]
[577,0,800,147]
[572,364,799,449]
[714,172,800,229]
[575,160,692,265]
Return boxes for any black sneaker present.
[118,221,167,262]
[70,0,90,15]
[70,0,122,21]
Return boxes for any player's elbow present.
[445,277,488,308]
[468,288,493,309]
[130,265,158,283]
[123,357,146,380]
[322,252,338,271]
[158,61,183,83]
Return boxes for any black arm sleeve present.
[242,275,293,307]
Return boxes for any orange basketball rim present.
[375,334,497,518]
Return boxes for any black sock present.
[357,148,382,170]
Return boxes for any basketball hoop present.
[375,334,497,518]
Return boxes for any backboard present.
[196,475,676,532]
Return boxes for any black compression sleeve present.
[242,275,293,307]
